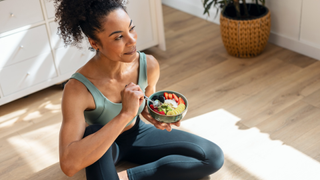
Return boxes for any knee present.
[83,124,103,138]
[204,142,224,173]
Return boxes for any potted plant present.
[202,0,271,58]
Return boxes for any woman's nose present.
[127,33,137,46]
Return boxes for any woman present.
[56,0,224,179]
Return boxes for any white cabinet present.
[300,0,320,49]
[0,0,44,33]
[127,0,159,50]
[264,0,320,60]
[55,46,95,75]
[0,0,166,106]
[266,0,302,40]
[43,0,55,19]
[49,22,96,75]
[0,25,51,68]
[0,55,57,96]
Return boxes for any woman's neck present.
[89,53,132,81]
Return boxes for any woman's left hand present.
[141,109,180,132]
[141,54,180,131]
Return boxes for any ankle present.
[118,170,129,180]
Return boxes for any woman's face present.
[91,8,138,63]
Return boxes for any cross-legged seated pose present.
[56,0,224,179]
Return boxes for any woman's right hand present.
[120,82,144,119]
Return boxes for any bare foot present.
[118,170,129,180]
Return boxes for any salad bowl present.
[147,90,188,123]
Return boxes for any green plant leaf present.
[203,0,210,7]
[203,1,214,16]
[218,0,225,4]
[214,7,220,19]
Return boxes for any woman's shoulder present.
[62,78,91,108]
[64,77,92,97]
[145,54,159,72]
[144,54,160,86]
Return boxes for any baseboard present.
[161,0,320,61]
[269,32,320,61]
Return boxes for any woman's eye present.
[115,26,135,40]
[130,26,136,31]
[115,35,123,40]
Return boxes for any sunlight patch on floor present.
[181,109,320,180]
[44,103,61,110]
[7,122,61,173]
[0,109,27,123]
[23,111,42,121]
[0,117,19,128]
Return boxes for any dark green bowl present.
[147,90,188,123]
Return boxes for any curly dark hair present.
[54,0,126,51]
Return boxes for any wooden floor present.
[1,5,320,180]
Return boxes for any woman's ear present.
[88,37,98,50]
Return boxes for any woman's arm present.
[59,80,143,177]
[140,55,180,131]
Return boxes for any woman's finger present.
[149,118,166,130]
[159,122,171,132]
[125,82,142,92]
[165,123,172,132]
[155,124,166,130]
[153,122,166,130]
[172,121,181,127]
[147,115,173,132]
[133,84,142,92]
[125,82,134,88]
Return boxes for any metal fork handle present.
[144,95,154,103]
[144,95,161,107]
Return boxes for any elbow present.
[60,159,79,177]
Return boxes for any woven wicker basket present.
[220,9,271,58]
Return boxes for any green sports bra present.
[70,51,148,127]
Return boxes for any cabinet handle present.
[26,72,31,76]
[20,45,24,49]
[10,13,14,17]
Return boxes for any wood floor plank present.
[254,99,320,156]
[302,89,320,108]
[183,57,300,119]
[268,105,320,146]
[255,101,316,134]
[288,111,320,159]
[276,48,318,68]
[300,77,320,97]
[227,62,320,127]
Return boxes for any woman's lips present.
[124,47,136,55]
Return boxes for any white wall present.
[161,0,220,24]
[162,0,320,61]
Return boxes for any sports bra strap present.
[70,73,105,106]
[138,52,148,88]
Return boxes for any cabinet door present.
[266,0,302,40]
[54,46,95,75]
[49,22,65,50]
[0,0,44,33]
[0,25,51,69]
[300,0,320,48]
[44,0,55,19]
[126,0,159,50]
[49,22,94,75]
[0,54,57,96]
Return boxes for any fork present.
[144,95,162,108]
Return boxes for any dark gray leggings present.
[83,116,224,180]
